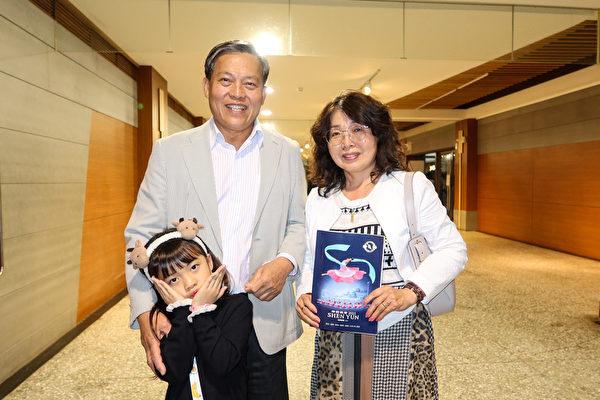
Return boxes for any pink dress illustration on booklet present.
[323,258,366,283]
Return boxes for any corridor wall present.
[168,106,194,136]
[477,84,600,260]
[407,123,455,155]
[0,0,137,385]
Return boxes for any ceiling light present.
[360,69,381,96]
[251,32,283,56]
[265,86,274,95]
[362,84,372,95]
[261,109,272,117]
[304,143,310,149]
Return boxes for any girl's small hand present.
[151,277,185,305]
[192,265,227,307]
[364,286,417,322]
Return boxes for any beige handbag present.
[402,172,456,316]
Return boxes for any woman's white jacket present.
[296,171,467,326]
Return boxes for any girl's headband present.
[127,218,206,279]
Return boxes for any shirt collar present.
[209,117,264,151]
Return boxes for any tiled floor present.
[6,232,600,399]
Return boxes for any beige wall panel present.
[478,113,535,141]
[0,128,88,184]
[0,0,55,47]
[0,73,92,144]
[533,141,600,209]
[529,94,600,133]
[478,151,533,202]
[0,16,51,89]
[478,84,600,155]
[168,107,194,136]
[478,118,600,155]
[532,202,600,260]
[477,197,532,243]
[0,225,82,298]
[407,123,454,155]
[48,53,137,126]
[78,212,130,322]
[84,112,137,220]
[55,25,138,100]
[1,183,85,239]
[0,269,79,375]
[0,307,76,384]
[54,24,98,73]
[96,54,138,100]
[479,85,600,127]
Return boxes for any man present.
[125,40,306,399]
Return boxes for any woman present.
[296,91,467,399]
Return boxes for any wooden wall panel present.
[532,203,600,260]
[77,112,136,322]
[478,150,533,202]
[478,140,600,260]
[83,112,137,220]
[78,212,130,321]
[477,197,532,243]
[533,141,600,208]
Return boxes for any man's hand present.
[138,311,168,375]
[295,293,320,328]
[244,257,293,301]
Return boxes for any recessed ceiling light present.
[265,86,274,95]
[304,143,310,149]
[261,109,273,117]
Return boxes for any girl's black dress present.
[159,293,253,400]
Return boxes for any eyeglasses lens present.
[328,124,368,145]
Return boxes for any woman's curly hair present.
[309,91,407,197]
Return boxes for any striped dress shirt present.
[210,119,263,293]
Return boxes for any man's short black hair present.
[204,40,270,84]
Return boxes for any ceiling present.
[67,0,600,143]
[388,19,597,109]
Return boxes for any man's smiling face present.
[203,52,266,140]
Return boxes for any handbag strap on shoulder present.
[403,172,418,239]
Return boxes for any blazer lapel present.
[252,132,281,231]
[182,127,223,252]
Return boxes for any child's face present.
[162,255,213,299]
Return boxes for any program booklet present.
[311,230,384,335]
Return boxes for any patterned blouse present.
[330,191,404,288]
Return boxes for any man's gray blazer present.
[125,120,306,354]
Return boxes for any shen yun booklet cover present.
[311,230,384,334]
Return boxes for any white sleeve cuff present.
[187,304,217,322]
[166,298,193,312]
[277,252,298,276]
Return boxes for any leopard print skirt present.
[310,303,438,400]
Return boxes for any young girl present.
[128,219,253,400]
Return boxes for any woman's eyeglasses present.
[327,124,370,146]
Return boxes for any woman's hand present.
[364,286,418,322]
[151,277,186,305]
[296,293,320,328]
[192,265,228,307]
